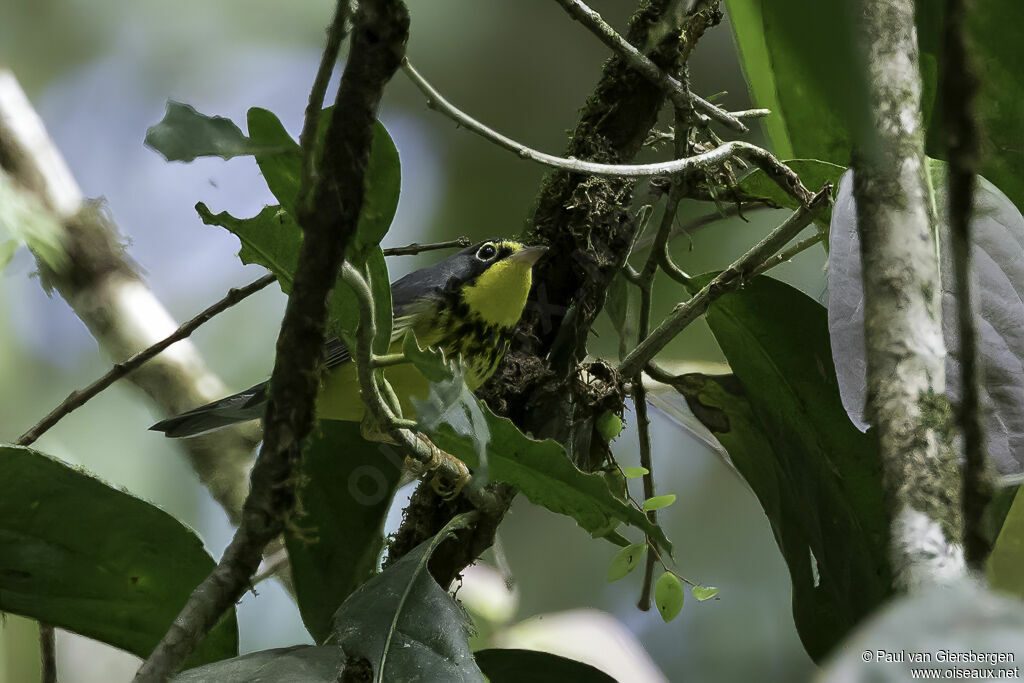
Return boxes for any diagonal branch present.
[618,186,830,378]
[552,0,762,133]
[133,1,410,678]
[0,70,261,525]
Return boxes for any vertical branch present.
[38,626,55,683]
[133,1,410,679]
[853,0,965,589]
[633,103,691,611]
[941,0,990,570]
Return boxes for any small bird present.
[151,239,547,438]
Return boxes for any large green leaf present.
[726,0,1024,215]
[474,649,615,683]
[332,513,485,683]
[675,276,890,660]
[286,421,403,644]
[429,401,672,555]
[0,445,237,666]
[724,0,866,166]
[145,101,279,162]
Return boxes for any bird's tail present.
[150,382,268,438]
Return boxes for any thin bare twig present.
[942,0,990,570]
[618,186,830,378]
[552,0,751,133]
[382,236,470,256]
[631,104,692,611]
[401,59,812,205]
[17,274,276,447]
[134,1,409,677]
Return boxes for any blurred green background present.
[1,1,828,680]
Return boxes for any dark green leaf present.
[332,513,485,683]
[676,275,890,660]
[724,0,867,165]
[286,421,403,643]
[403,331,449,383]
[606,543,647,582]
[428,401,673,555]
[654,572,684,622]
[174,645,343,683]
[474,649,616,683]
[0,445,237,665]
[145,101,271,162]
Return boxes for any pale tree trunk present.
[852,0,965,589]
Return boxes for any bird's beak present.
[508,245,548,267]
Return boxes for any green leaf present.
[675,275,891,661]
[622,466,649,479]
[595,411,623,442]
[0,239,17,270]
[196,203,300,292]
[474,649,616,683]
[403,331,449,382]
[332,513,485,683]
[145,101,272,162]
[195,203,391,348]
[247,107,306,216]
[246,107,401,256]
[0,445,237,666]
[412,365,492,480]
[174,645,343,682]
[606,543,647,582]
[989,486,1024,600]
[642,494,676,512]
[727,0,1024,216]
[692,585,719,602]
[427,401,672,555]
[737,159,846,226]
[654,572,684,622]
[724,0,866,166]
[286,421,402,643]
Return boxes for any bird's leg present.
[414,433,470,500]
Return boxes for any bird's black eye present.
[476,243,497,261]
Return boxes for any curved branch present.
[401,59,811,204]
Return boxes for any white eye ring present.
[477,243,497,260]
